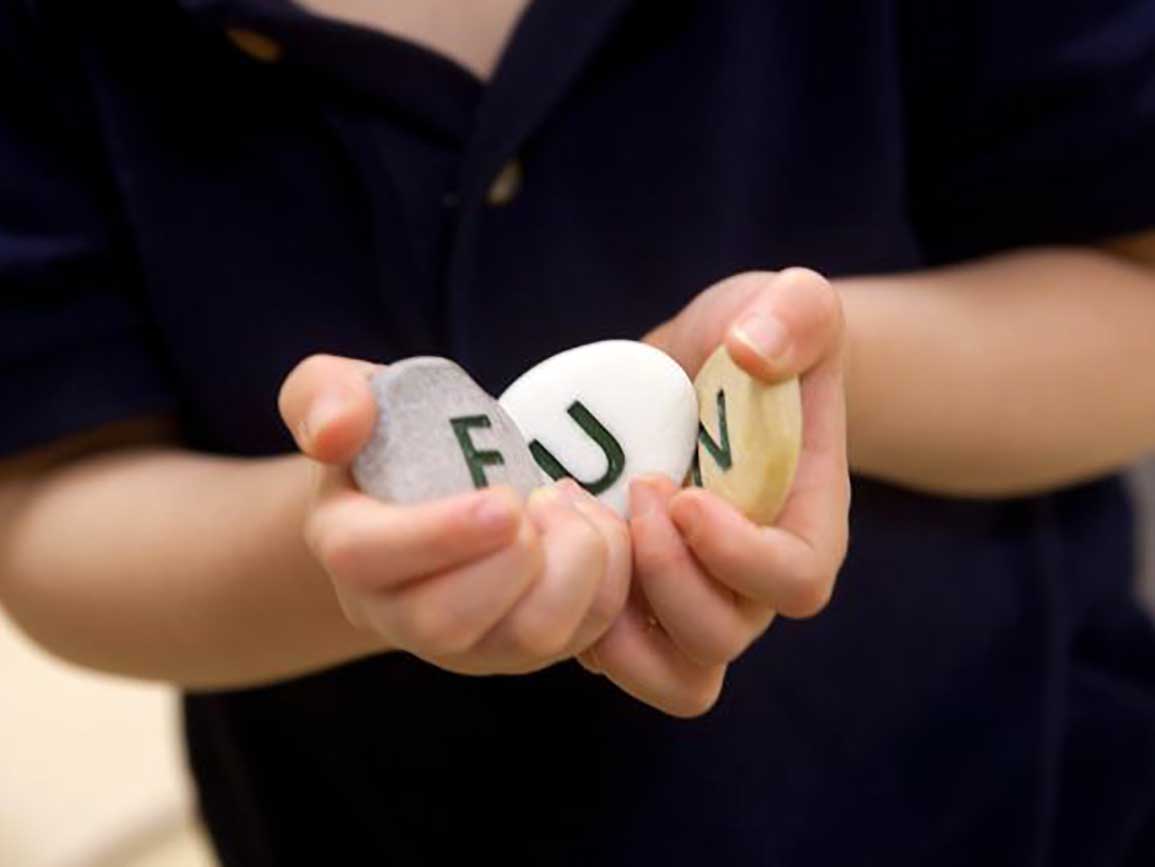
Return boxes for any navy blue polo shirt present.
[5,1,1155,863]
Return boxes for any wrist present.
[277,454,399,655]
[832,281,872,474]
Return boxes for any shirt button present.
[226,28,284,63]
[486,159,523,206]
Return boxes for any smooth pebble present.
[499,340,699,517]
[692,345,802,524]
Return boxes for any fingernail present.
[528,485,565,512]
[732,312,791,364]
[669,494,704,542]
[630,478,662,519]
[474,489,517,534]
[636,472,675,491]
[554,477,586,503]
[300,391,347,447]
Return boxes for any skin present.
[3,234,1155,717]
[294,0,531,79]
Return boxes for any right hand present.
[278,354,631,676]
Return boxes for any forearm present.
[840,245,1155,497]
[0,446,387,689]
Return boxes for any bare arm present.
[839,232,1155,497]
[4,232,1153,697]
[0,419,386,689]
[0,356,629,692]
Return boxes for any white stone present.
[499,340,699,517]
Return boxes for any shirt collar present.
[178,0,637,167]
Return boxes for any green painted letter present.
[530,401,626,496]
[450,415,505,489]
[698,388,733,472]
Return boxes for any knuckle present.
[671,680,724,719]
[705,531,745,571]
[590,572,629,629]
[787,569,834,619]
[566,518,610,583]
[710,270,766,301]
[302,512,327,561]
[611,528,634,575]
[816,281,845,332]
[332,587,370,630]
[781,266,843,328]
[399,599,467,657]
[508,611,570,660]
[640,546,682,581]
[680,617,747,666]
[698,630,748,667]
[282,354,334,407]
[606,518,632,557]
[508,527,546,583]
[739,269,777,289]
[313,522,365,578]
[433,623,479,657]
[779,265,826,284]
[636,531,686,577]
[296,352,338,378]
[684,643,729,669]
[573,516,609,562]
[833,528,850,569]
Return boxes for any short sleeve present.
[0,1,176,458]
[902,0,1155,264]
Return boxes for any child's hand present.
[577,269,850,717]
[278,355,631,676]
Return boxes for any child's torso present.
[293,0,530,78]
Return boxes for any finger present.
[306,483,525,590]
[644,269,842,382]
[643,274,764,376]
[668,485,842,619]
[587,592,727,718]
[472,485,607,664]
[772,344,851,549]
[671,309,850,617]
[278,353,379,463]
[631,476,773,667]
[576,649,602,675]
[725,267,844,382]
[367,517,542,659]
[556,478,632,654]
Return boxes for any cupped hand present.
[577,268,850,717]
[277,354,631,676]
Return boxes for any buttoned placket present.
[441,0,637,370]
[207,0,637,367]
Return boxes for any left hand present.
[576,268,850,717]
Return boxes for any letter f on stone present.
[450,415,506,488]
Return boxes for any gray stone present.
[352,357,544,504]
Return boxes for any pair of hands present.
[278,268,850,717]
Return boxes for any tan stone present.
[692,345,802,524]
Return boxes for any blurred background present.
[0,625,214,867]
[3,457,1155,867]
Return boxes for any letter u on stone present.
[529,401,625,495]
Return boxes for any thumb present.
[277,353,379,464]
[724,267,844,382]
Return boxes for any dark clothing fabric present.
[4,0,1155,863]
